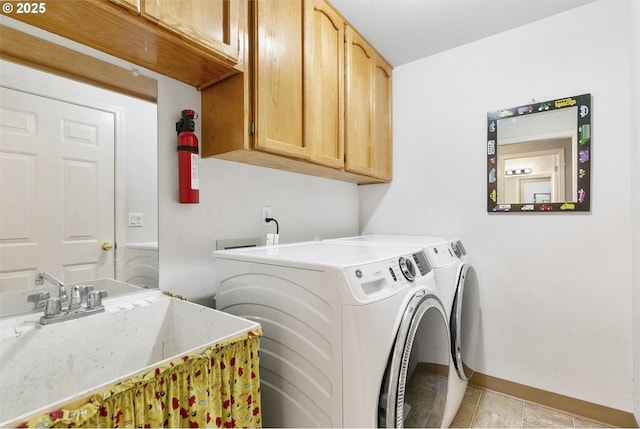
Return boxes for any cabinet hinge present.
[249,121,255,136]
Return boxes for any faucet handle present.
[87,290,108,309]
[68,286,83,310]
[27,291,51,310]
[43,297,62,317]
[75,284,94,305]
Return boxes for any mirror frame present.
[487,93,591,213]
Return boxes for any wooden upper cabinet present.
[253,0,307,159]
[201,0,391,184]
[345,26,392,180]
[253,0,344,166]
[304,0,344,169]
[142,0,239,63]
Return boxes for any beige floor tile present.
[471,407,523,428]
[404,403,430,428]
[478,390,525,421]
[523,402,574,428]
[411,370,447,392]
[461,385,482,407]
[450,385,483,428]
[450,402,475,428]
[573,416,613,428]
[426,411,444,428]
[450,386,482,428]
[413,378,619,429]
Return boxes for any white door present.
[0,87,115,293]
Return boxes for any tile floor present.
[403,368,447,428]
[450,385,614,428]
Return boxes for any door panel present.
[0,87,115,292]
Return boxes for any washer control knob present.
[398,257,416,282]
[355,269,363,278]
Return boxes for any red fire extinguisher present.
[176,109,199,204]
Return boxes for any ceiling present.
[330,0,597,66]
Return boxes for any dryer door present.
[380,290,450,428]
[450,264,480,381]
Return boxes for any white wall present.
[158,141,360,304]
[154,77,360,306]
[360,0,635,412]
[123,103,158,245]
[140,57,361,305]
[629,0,640,421]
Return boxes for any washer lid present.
[325,235,464,269]
[329,234,449,247]
[214,241,423,268]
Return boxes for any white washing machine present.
[214,241,451,428]
[326,235,481,428]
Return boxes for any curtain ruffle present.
[20,328,262,428]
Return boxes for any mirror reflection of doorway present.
[0,87,116,290]
[0,60,158,294]
[499,147,566,204]
[522,180,552,204]
[533,192,552,204]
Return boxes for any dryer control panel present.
[427,241,465,267]
[412,251,432,275]
[345,251,434,302]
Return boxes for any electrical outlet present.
[261,206,272,226]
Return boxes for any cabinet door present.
[372,57,392,180]
[345,26,374,176]
[142,0,239,62]
[345,27,392,179]
[304,0,344,169]
[254,0,307,159]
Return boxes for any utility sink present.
[0,278,149,319]
[0,289,260,426]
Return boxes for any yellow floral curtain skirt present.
[21,328,262,428]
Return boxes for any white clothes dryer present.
[326,235,481,428]
[214,241,451,428]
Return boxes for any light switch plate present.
[128,213,144,227]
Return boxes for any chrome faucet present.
[38,285,107,325]
[35,272,67,301]
[32,272,107,325]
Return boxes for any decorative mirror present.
[487,94,591,212]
